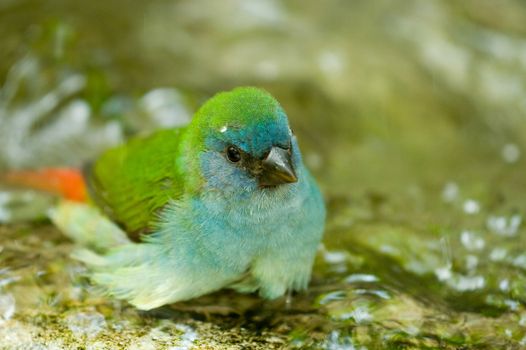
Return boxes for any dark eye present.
[226,145,242,163]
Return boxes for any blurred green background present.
[0,1,526,348]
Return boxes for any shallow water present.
[1,0,526,348]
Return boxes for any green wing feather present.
[85,128,186,236]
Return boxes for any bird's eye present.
[226,146,242,163]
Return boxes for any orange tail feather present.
[3,168,87,202]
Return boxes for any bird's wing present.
[85,128,186,238]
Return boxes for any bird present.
[4,87,326,310]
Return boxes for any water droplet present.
[501,143,520,163]
[353,288,390,300]
[348,305,372,324]
[460,230,485,251]
[65,311,106,338]
[0,192,11,205]
[323,330,356,350]
[489,248,507,261]
[323,251,347,264]
[379,244,398,254]
[513,254,526,270]
[172,324,198,350]
[318,291,346,305]
[0,274,21,288]
[487,214,522,236]
[441,182,459,202]
[449,275,485,291]
[345,274,379,284]
[499,279,510,291]
[463,199,480,215]
[465,255,478,270]
[0,206,11,223]
[0,294,15,324]
[504,299,519,311]
[435,266,452,281]
[68,100,90,124]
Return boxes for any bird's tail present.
[2,168,87,202]
[48,200,131,252]
[2,168,130,251]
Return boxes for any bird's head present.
[181,87,301,194]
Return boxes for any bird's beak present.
[258,146,298,187]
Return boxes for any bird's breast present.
[198,178,319,247]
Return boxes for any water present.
[1,0,526,348]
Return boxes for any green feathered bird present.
[9,87,326,310]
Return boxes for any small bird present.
[5,87,326,310]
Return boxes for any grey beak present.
[258,146,298,187]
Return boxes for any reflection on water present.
[0,0,526,348]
